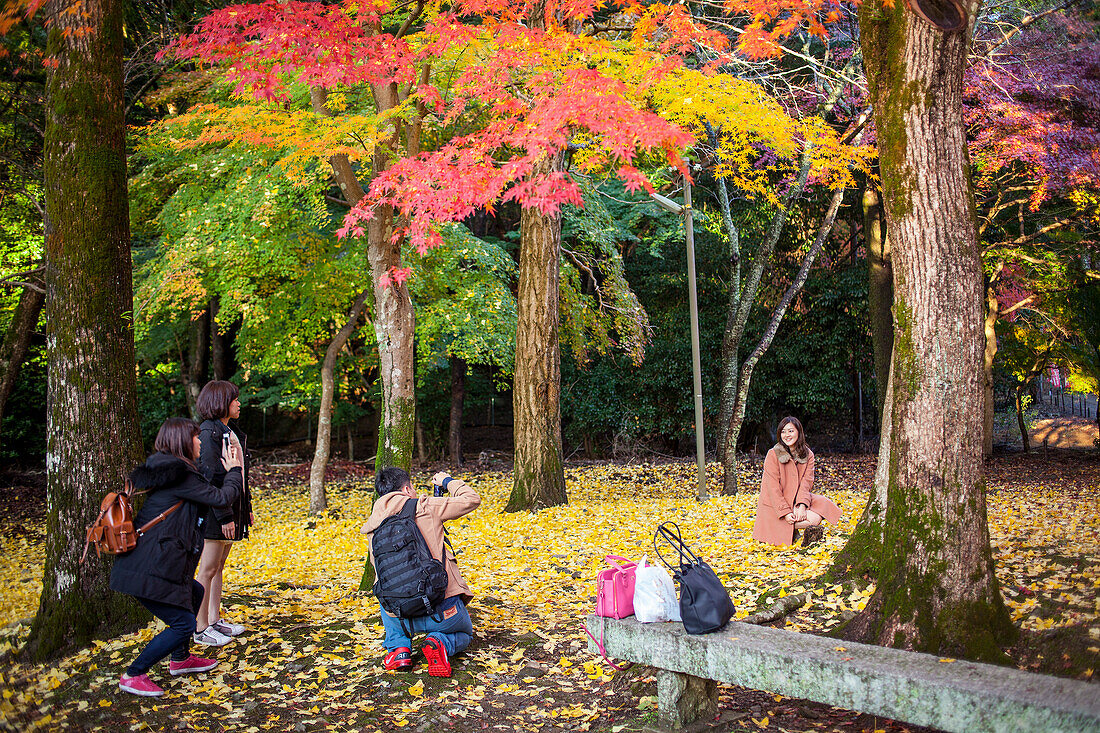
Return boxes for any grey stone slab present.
[586,615,1100,733]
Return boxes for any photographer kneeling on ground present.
[361,468,481,677]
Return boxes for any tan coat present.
[362,478,481,602]
[752,446,841,546]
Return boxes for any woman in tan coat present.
[752,417,841,546]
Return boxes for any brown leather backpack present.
[81,480,182,563]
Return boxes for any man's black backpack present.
[371,498,449,618]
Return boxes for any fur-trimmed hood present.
[772,443,810,464]
[130,452,193,490]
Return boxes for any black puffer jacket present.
[198,419,253,541]
[109,452,242,608]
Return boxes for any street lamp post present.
[650,178,707,501]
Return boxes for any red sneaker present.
[422,637,451,677]
[383,647,412,671]
[168,654,219,676]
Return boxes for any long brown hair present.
[154,417,200,464]
[776,416,809,460]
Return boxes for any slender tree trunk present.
[507,152,568,512]
[309,290,370,514]
[449,355,466,466]
[186,305,210,416]
[718,154,814,494]
[25,0,147,661]
[0,282,45,443]
[210,296,230,381]
[1015,388,1030,452]
[723,180,849,493]
[310,85,415,474]
[842,0,1015,660]
[983,262,1004,457]
[864,184,893,419]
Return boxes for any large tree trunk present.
[864,184,893,419]
[309,290,370,514]
[24,0,147,661]
[507,152,568,512]
[449,355,466,466]
[842,0,1015,661]
[0,282,45,443]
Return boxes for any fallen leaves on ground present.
[0,454,1096,732]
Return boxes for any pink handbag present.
[595,555,637,619]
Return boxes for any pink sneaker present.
[118,674,164,697]
[168,654,219,676]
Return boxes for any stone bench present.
[585,615,1100,732]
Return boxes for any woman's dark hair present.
[376,467,412,496]
[777,416,809,460]
[154,418,200,463]
[196,380,240,421]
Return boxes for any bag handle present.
[653,522,702,572]
[582,619,633,671]
[604,555,634,570]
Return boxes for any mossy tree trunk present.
[24,0,148,661]
[0,280,45,444]
[506,152,568,512]
[309,290,370,514]
[842,0,1015,661]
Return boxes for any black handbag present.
[654,522,735,634]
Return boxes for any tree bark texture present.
[507,153,568,512]
[309,290,370,514]
[0,283,45,445]
[26,0,147,661]
[449,355,466,466]
[864,185,893,419]
[845,0,1015,661]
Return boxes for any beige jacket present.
[362,478,481,602]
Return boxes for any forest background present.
[0,0,1097,473]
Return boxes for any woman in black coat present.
[193,380,254,646]
[110,417,242,697]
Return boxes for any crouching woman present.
[110,417,243,697]
[752,416,841,547]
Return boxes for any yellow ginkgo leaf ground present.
[0,454,1096,733]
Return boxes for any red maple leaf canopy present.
[168,0,704,254]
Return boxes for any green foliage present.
[410,224,517,378]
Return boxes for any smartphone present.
[222,431,232,457]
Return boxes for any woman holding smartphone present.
[192,380,254,646]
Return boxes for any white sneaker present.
[193,626,232,647]
[212,619,245,637]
